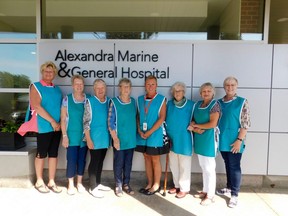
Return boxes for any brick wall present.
[241,0,264,33]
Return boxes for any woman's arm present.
[60,97,69,148]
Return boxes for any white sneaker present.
[67,187,77,195]
[228,195,238,208]
[97,184,111,191]
[77,184,86,193]
[216,188,231,196]
[89,188,104,198]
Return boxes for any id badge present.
[143,122,147,131]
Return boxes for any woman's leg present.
[150,155,161,192]
[144,153,153,189]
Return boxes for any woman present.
[84,79,111,198]
[108,78,137,197]
[18,61,62,193]
[61,75,88,195]
[136,75,169,195]
[216,76,251,208]
[166,82,194,199]
[188,82,220,205]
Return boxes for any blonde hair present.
[71,75,84,85]
[40,61,57,75]
[145,75,157,84]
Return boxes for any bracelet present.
[237,137,243,141]
[63,134,67,137]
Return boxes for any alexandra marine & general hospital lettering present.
[39,41,192,85]
[55,49,169,79]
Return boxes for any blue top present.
[137,93,166,148]
[218,96,246,153]
[87,96,110,149]
[110,97,137,150]
[166,99,194,156]
[193,99,219,157]
[64,93,87,147]
[33,81,62,134]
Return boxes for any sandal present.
[123,184,134,195]
[35,184,50,193]
[48,184,62,193]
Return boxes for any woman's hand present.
[51,120,60,131]
[87,139,94,150]
[113,137,120,150]
[230,140,241,153]
[62,136,69,148]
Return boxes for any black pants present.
[88,148,107,190]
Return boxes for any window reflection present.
[41,0,265,41]
[0,44,37,88]
[0,93,28,124]
[0,0,36,38]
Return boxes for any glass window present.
[0,93,28,123]
[0,0,36,39]
[269,0,288,44]
[42,0,265,41]
[0,44,37,88]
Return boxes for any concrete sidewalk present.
[0,180,287,216]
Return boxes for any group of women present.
[18,61,250,208]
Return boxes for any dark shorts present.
[36,131,61,158]
[135,144,170,155]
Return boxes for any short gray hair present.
[93,79,106,87]
[223,76,238,87]
[199,82,215,97]
[171,82,186,95]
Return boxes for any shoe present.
[168,187,180,194]
[97,184,111,191]
[77,184,86,193]
[228,195,238,208]
[200,196,215,206]
[139,188,150,193]
[48,184,62,193]
[123,184,134,195]
[35,183,50,193]
[89,188,104,198]
[144,187,161,195]
[67,186,77,195]
[193,191,207,199]
[115,186,124,197]
[216,188,231,196]
[176,191,188,198]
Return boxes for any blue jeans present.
[66,146,88,178]
[113,147,134,187]
[220,151,242,197]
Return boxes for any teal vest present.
[111,97,137,150]
[218,96,246,153]
[137,94,165,147]
[166,99,194,156]
[193,99,218,157]
[88,96,110,149]
[34,82,62,133]
[66,94,87,147]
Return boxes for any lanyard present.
[144,94,156,114]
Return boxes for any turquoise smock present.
[33,81,62,134]
[137,94,166,148]
[111,97,137,150]
[193,99,219,157]
[218,96,246,153]
[66,93,87,147]
[87,96,110,150]
[166,99,194,156]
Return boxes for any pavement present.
[0,178,287,216]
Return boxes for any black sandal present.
[123,184,134,195]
